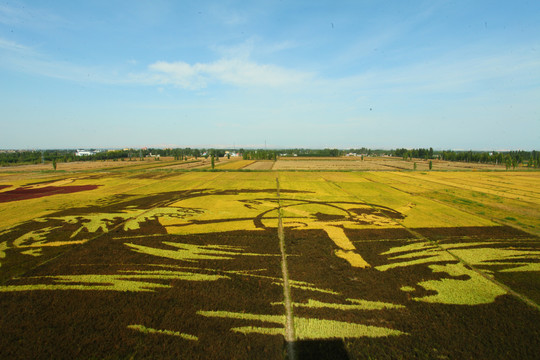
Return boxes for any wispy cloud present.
[0,37,123,84]
[0,2,66,28]
[146,58,313,89]
[0,37,32,53]
[207,4,248,26]
[1,35,312,90]
[327,45,540,98]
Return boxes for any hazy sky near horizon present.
[1,1,539,150]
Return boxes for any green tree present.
[505,156,511,170]
[429,160,432,170]
[413,162,417,171]
[52,159,57,170]
[211,154,215,169]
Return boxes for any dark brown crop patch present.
[0,230,287,359]
[284,229,540,359]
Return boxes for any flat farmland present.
[272,156,510,171]
[0,165,539,359]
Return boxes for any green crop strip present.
[197,310,406,339]
[376,242,456,272]
[441,242,540,270]
[127,324,198,341]
[400,286,415,292]
[377,241,521,305]
[146,263,340,295]
[294,317,406,339]
[413,263,507,305]
[0,270,227,292]
[125,241,277,262]
[0,241,7,267]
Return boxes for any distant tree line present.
[242,150,277,160]
[1,148,539,169]
[0,150,76,165]
[393,148,540,169]
[393,148,434,159]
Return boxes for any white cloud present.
[147,58,313,89]
[0,36,312,90]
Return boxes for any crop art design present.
[160,195,411,269]
[0,188,414,339]
[1,181,539,359]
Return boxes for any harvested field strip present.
[243,160,275,170]
[273,159,391,171]
[214,160,255,169]
[151,160,206,170]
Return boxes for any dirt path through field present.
[276,177,296,359]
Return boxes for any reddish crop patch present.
[0,185,11,191]
[0,185,99,203]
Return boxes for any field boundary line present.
[321,175,540,312]
[276,176,296,359]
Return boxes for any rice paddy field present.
[0,158,539,359]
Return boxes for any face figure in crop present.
[257,199,409,268]
[161,194,412,269]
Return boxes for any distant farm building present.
[75,150,95,156]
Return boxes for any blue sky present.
[1,0,539,150]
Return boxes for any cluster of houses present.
[75,149,101,156]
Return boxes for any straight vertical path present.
[276,176,296,359]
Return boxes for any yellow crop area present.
[0,161,538,359]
